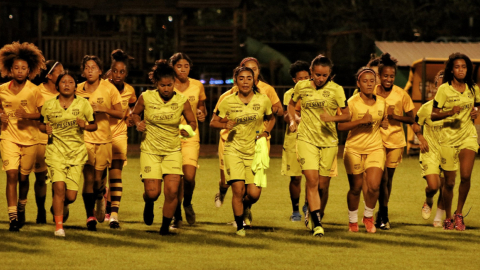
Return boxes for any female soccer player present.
[0,42,45,231]
[374,53,415,230]
[412,70,445,227]
[104,49,137,229]
[34,60,64,224]
[431,53,479,230]
[288,55,350,237]
[282,60,310,221]
[169,52,207,227]
[76,55,123,231]
[40,72,96,237]
[338,67,388,233]
[210,66,275,236]
[132,59,196,235]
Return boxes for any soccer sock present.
[291,197,300,212]
[434,209,445,222]
[219,186,228,195]
[54,215,63,230]
[17,199,27,213]
[109,178,122,214]
[234,215,244,231]
[159,216,173,234]
[311,210,322,227]
[82,193,95,217]
[348,209,359,223]
[426,196,434,206]
[174,203,183,220]
[35,195,46,211]
[8,206,17,221]
[380,206,388,217]
[364,206,374,218]
[106,201,112,215]
[183,193,193,207]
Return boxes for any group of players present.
[0,41,477,238]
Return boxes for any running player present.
[210,66,275,236]
[338,67,388,233]
[374,53,415,230]
[169,52,207,227]
[104,49,137,229]
[412,70,445,227]
[132,59,196,235]
[76,55,123,231]
[282,60,310,221]
[431,53,480,231]
[32,60,64,224]
[39,72,96,237]
[214,57,283,212]
[0,42,45,231]
[288,55,350,236]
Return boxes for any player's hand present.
[225,120,235,130]
[387,105,395,119]
[92,103,107,113]
[361,109,372,124]
[196,109,206,122]
[470,107,478,119]
[46,123,53,135]
[289,120,297,133]
[381,115,388,129]
[136,120,146,132]
[294,114,301,124]
[76,118,86,130]
[418,135,429,153]
[320,108,333,122]
[0,112,8,123]
[180,129,189,137]
[256,131,269,140]
[15,107,27,119]
[126,114,135,127]
[451,106,461,115]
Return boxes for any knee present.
[460,174,471,184]
[231,184,245,198]
[290,177,301,186]
[444,181,455,190]
[368,185,380,194]
[144,190,160,201]
[349,187,362,196]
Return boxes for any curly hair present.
[148,59,175,84]
[111,49,134,69]
[0,41,46,80]
[443,53,475,92]
[378,53,398,75]
[289,60,310,78]
[366,53,381,68]
[169,52,192,67]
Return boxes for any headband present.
[240,57,259,67]
[357,69,376,81]
[46,62,59,78]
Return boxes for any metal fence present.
[127,84,357,145]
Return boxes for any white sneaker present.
[215,192,225,208]
[433,220,443,228]
[95,197,106,223]
[422,202,432,220]
[54,229,65,237]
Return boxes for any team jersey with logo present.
[283,88,297,152]
[345,94,386,153]
[140,90,187,155]
[41,96,94,165]
[217,92,273,158]
[109,82,137,139]
[291,80,347,147]
[416,100,445,154]
[38,83,59,144]
[76,80,122,144]
[174,78,206,142]
[374,84,415,148]
[0,80,44,145]
[433,83,480,147]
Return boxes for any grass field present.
[0,155,479,270]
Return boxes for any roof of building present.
[375,41,480,67]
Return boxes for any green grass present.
[0,155,479,270]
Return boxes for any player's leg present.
[34,143,48,224]
[289,176,302,221]
[423,174,440,220]
[108,159,124,228]
[52,180,66,237]
[363,166,383,233]
[82,164,97,230]
[231,180,246,236]
[93,143,111,223]
[317,146,337,221]
[160,174,180,235]
[143,178,162,226]
[433,175,445,227]
[454,148,476,231]
[182,164,197,225]
[347,173,363,232]
[242,158,260,227]
[215,138,229,207]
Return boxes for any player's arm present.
[431,106,460,121]
[258,113,275,139]
[93,102,124,119]
[412,121,429,153]
[337,108,371,131]
[132,94,146,132]
[387,107,415,124]
[287,98,299,132]
[15,106,42,120]
[182,100,197,132]
[196,99,207,123]
[272,101,284,117]
[321,106,350,123]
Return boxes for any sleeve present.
[433,85,447,109]
[216,98,229,118]
[402,92,415,112]
[128,88,137,104]
[291,82,301,103]
[213,89,232,114]
[40,104,47,123]
[295,99,301,111]
[83,100,95,122]
[416,104,427,126]
[474,85,480,104]
[346,99,355,120]
[35,87,45,108]
[198,83,206,101]
[264,96,273,116]
[335,85,347,108]
[109,86,122,106]
[283,90,291,106]
[265,86,280,105]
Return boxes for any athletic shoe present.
[348,222,359,232]
[290,211,302,222]
[143,202,154,226]
[9,219,20,232]
[170,217,183,230]
[236,228,246,237]
[454,212,466,231]
[54,229,65,237]
[305,209,313,231]
[215,192,225,208]
[302,204,308,216]
[443,218,454,230]
[375,212,385,229]
[229,220,246,228]
[363,216,376,233]
[36,209,47,224]
[184,204,196,225]
[18,211,26,228]
[243,207,252,227]
[433,220,443,228]
[422,202,432,220]
[159,228,177,236]
[109,215,120,229]
[105,213,111,223]
[313,225,324,237]
[95,197,106,223]
[86,216,97,231]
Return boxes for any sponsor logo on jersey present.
[323,91,330,97]
[151,113,174,121]
[3,160,9,166]
[378,110,383,116]
[303,99,326,109]
[97,97,104,104]
[226,169,230,175]
[144,166,151,173]
[3,102,12,108]
[287,165,290,171]
[467,92,473,99]
[441,158,446,164]
[51,119,78,129]
[72,109,80,116]
[354,164,361,170]
[122,100,128,106]
[20,100,27,106]
[235,113,258,124]
[299,158,305,165]
[424,164,428,170]
[252,103,260,111]
[170,103,178,110]
[189,96,195,102]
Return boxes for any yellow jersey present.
[416,100,445,153]
[109,82,137,139]
[38,83,59,144]
[174,78,207,142]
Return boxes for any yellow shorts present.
[47,163,84,191]
[86,142,112,171]
[420,148,442,177]
[34,143,48,173]
[343,149,385,175]
[296,140,337,177]
[281,149,302,177]
[224,154,254,185]
[440,139,478,171]
[385,147,403,168]
[219,137,270,171]
[112,136,127,161]
[1,140,37,175]
[140,151,183,180]
[181,139,200,167]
